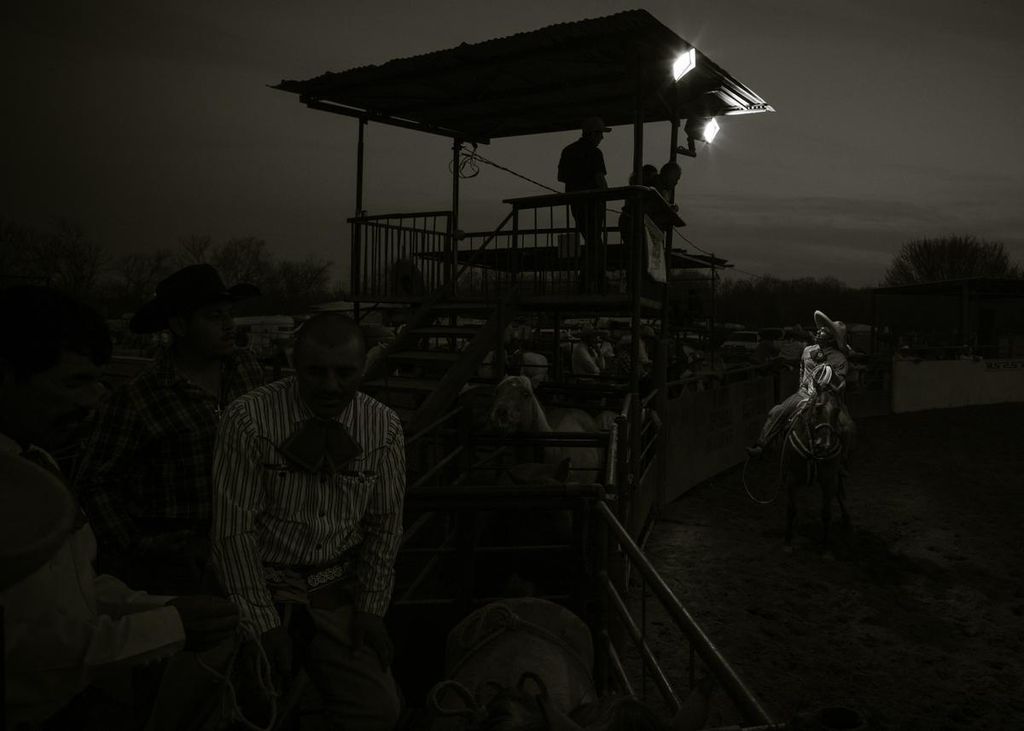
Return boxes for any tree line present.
[3,219,1018,327]
[675,235,1021,329]
[0,218,344,317]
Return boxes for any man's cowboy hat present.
[130,264,261,334]
[0,453,76,590]
[581,116,611,133]
[813,310,847,351]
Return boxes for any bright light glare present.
[703,118,720,143]
[672,48,696,81]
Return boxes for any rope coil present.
[194,619,279,731]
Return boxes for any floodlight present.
[672,48,696,81]
[683,116,720,144]
[703,118,720,143]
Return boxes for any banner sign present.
[643,215,666,283]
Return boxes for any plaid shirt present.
[75,348,264,552]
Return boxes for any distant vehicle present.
[720,330,760,358]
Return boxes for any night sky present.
[5,0,1023,287]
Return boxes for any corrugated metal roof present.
[273,9,772,142]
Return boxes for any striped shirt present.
[211,379,405,633]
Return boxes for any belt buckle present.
[306,563,345,590]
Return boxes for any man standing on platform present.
[558,116,611,292]
[212,313,405,730]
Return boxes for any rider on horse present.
[747,310,854,461]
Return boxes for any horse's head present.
[807,387,842,458]
[489,375,537,433]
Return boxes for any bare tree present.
[31,219,107,297]
[112,249,175,309]
[882,235,1022,286]
[264,257,334,311]
[211,236,272,286]
[177,234,213,266]
[0,217,46,286]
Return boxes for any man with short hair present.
[75,264,264,594]
[212,312,404,730]
[558,117,611,292]
[0,286,237,730]
[656,161,682,202]
[747,310,853,457]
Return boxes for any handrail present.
[348,210,452,223]
[594,500,773,725]
[602,573,680,710]
[406,406,463,446]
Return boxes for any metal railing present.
[594,500,775,726]
[350,187,678,301]
[349,210,452,299]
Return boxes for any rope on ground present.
[194,619,278,731]
[742,448,785,506]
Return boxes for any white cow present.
[487,375,614,485]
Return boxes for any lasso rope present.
[194,619,279,731]
[742,446,786,505]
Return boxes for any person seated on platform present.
[618,164,659,247]
[747,310,854,460]
[571,327,606,378]
[0,286,238,731]
[656,161,682,206]
[211,312,405,730]
[75,264,264,595]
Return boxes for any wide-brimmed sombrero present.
[813,310,847,351]
[130,264,261,334]
[0,453,76,590]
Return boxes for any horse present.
[781,378,850,553]
[487,375,613,485]
[426,598,714,731]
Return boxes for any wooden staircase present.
[363,295,517,434]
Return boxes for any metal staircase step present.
[429,302,494,313]
[409,326,481,338]
[363,377,443,392]
[387,351,461,363]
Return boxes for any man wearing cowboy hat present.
[747,310,853,458]
[558,116,611,292]
[75,264,265,595]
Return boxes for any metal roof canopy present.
[273,9,772,143]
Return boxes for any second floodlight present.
[702,118,720,143]
[673,48,696,81]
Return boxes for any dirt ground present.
[636,403,1024,730]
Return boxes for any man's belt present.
[264,555,355,592]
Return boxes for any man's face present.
[293,337,366,419]
[0,351,105,450]
[586,130,604,146]
[171,303,236,358]
[815,326,833,346]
